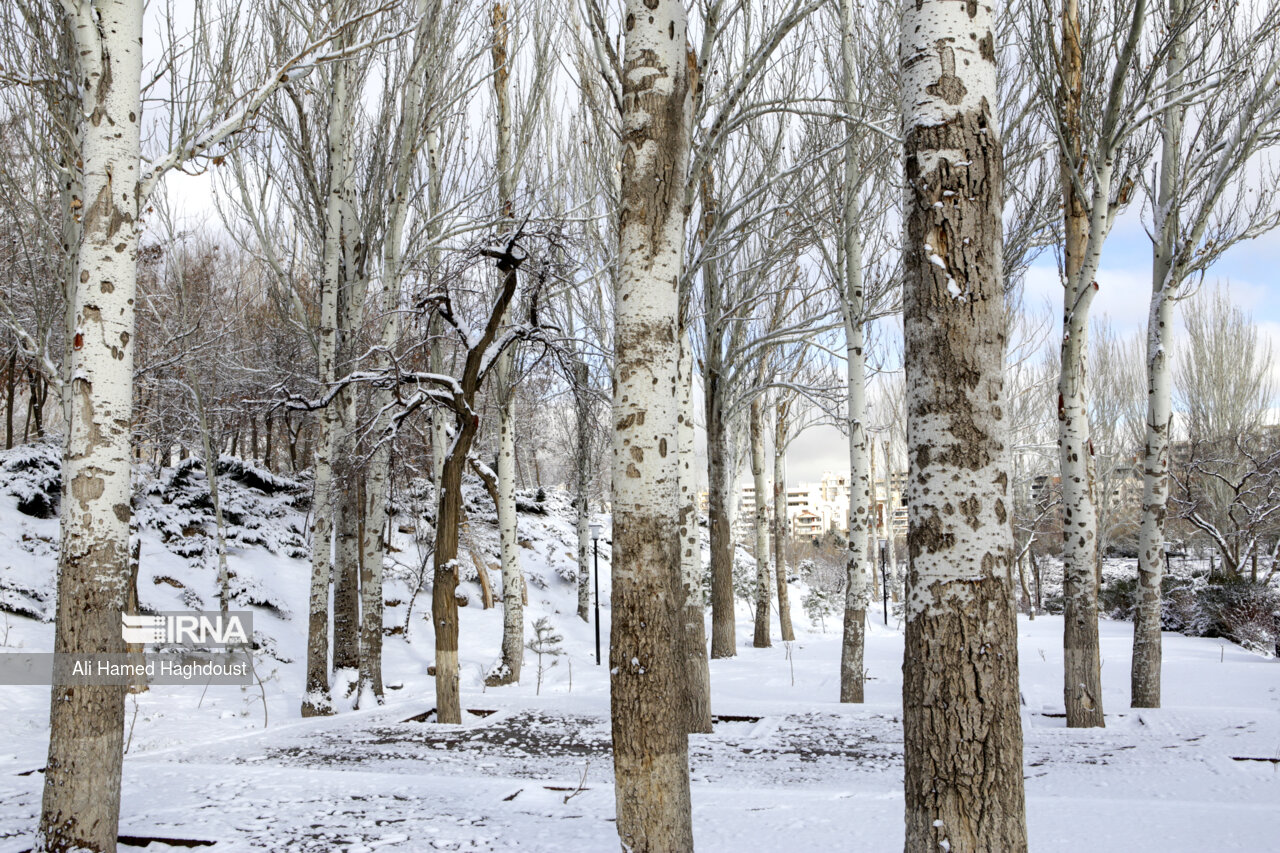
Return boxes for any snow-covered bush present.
[0,442,60,519]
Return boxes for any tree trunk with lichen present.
[609,1,695,847]
[38,1,142,849]
[900,1,1028,850]
[838,0,869,704]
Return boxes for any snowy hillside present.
[1,447,1278,851]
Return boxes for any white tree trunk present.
[868,433,880,604]
[678,338,712,731]
[302,17,356,716]
[1057,0,1108,730]
[838,0,870,704]
[193,382,231,614]
[900,2,1028,848]
[39,3,142,847]
[610,1,694,846]
[426,128,448,490]
[1132,0,1186,708]
[772,402,795,641]
[750,396,772,648]
[356,0,436,707]
[494,394,523,682]
[882,435,900,602]
[491,3,523,685]
[329,83,366,683]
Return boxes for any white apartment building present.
[739,470,906,540]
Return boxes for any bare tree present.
[1132,0,1280,708]
[19,0,384,844]
[1027,0,1164,728]
[1171,287,1280,579]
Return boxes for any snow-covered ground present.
[1,449,1278,851]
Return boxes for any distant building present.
[738,470,906,540]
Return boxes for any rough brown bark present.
[609,2,695,847]
[706,392,736,659]
[432,430,473,724]
[332,456,362,674]
[900,1,1028,848]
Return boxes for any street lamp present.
[878,538,889,625]
[590,522,603,666]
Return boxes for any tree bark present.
[1131,0,1186,710]
[494,391,524,683]
[678,339,712,732]
[432,427,474,724]
[610,2,695,847]
[302,9,358,716]
[490,3,524,686]
[838,0,870,704]
[772,400,794,641]
[750,396,772,648]
[901,1,1028,849]
[703,174,736,661]
[4,352,15,450]
[571,316,593,624]
[882,435,900,603]
[1058,0,1106,729]
[38,2,142,848]
[330,397,362,677]
[868,434,880,604]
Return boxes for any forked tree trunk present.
[1058,0,1106,729]
[1131,0,1186,710]
[838,0,870,704]
[678,339,712,732]
[772,401,794,641]
[609,2,694,847]
[38,2,142,847]
[901,1,1028,849]
[750,396,772,648]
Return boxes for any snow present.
[1,448,1279,851]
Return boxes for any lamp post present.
[590,522,603,665]
[878,537,889,625]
